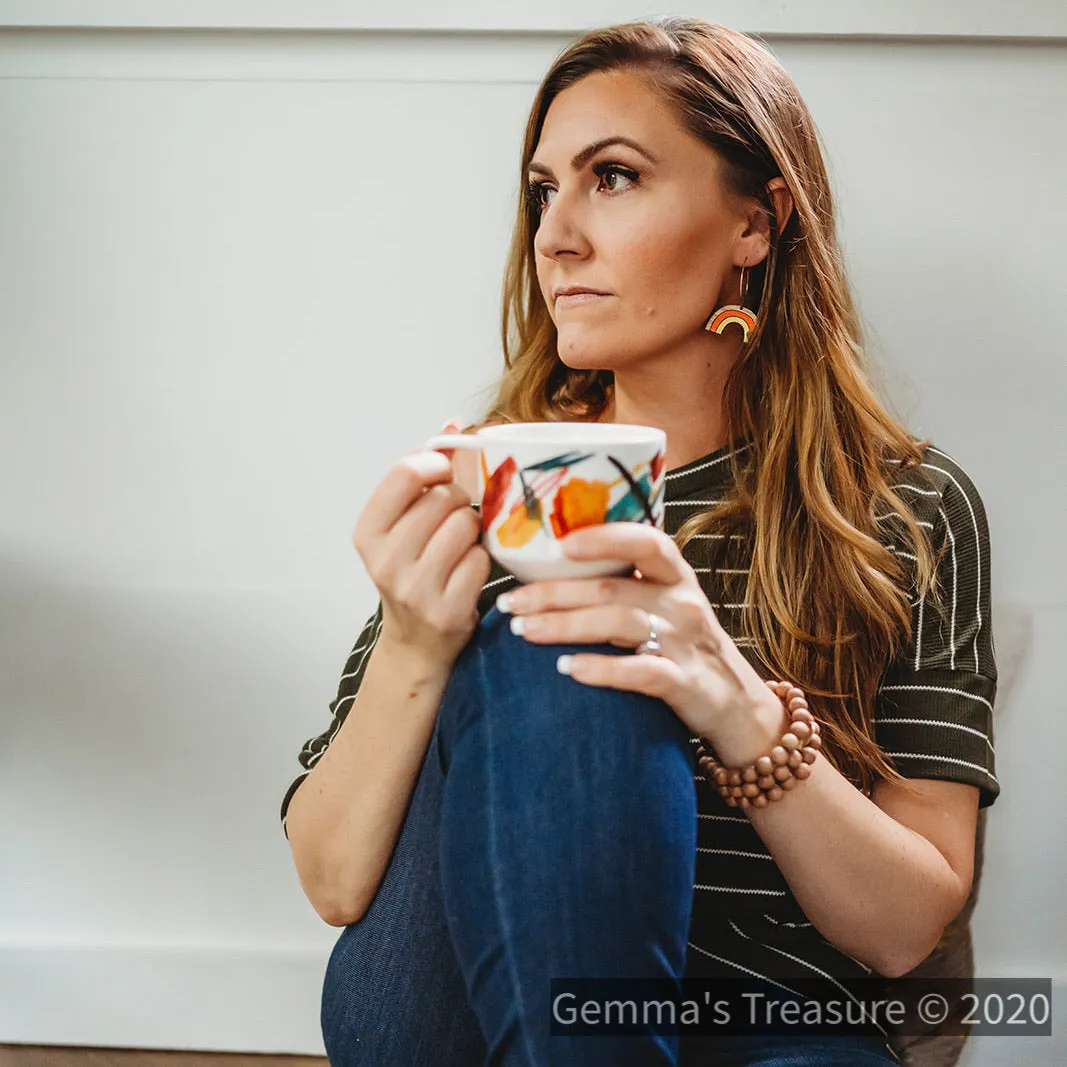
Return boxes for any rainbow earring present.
[703,263,757,342]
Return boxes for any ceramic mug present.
[421,421,667,584]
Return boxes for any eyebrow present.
[527,136,660,178]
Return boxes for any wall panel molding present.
[1,0,1066,41]
[2,26,1063,87]
[0,29,566,84]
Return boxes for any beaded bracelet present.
[696,680,822,808]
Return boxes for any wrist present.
[705,685,790,768]
[699,681,823,808]
[374,631,455,686]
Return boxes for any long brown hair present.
[462,17,945,797]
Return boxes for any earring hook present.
[702,260,758,342]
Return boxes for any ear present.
[766,177,794,237]
[735,177,795,268]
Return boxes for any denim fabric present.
[319,606,896,1067]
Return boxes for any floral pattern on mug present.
[479,448,665,547]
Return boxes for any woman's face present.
[528,69,751,370]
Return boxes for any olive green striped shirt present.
[281,439,997,1004]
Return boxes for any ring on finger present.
[635,610,665,656]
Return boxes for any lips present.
[554,286,611,301]
[554,288,611,311]
[556,292,606,306]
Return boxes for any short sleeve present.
[280,600,385,839]
[873,449,999,807]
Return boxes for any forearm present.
[285,635,453,926]
[711,690,967,977]
[746,755,966,975]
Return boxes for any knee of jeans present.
[450,604,692,751]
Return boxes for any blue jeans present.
[319,607,897,1066]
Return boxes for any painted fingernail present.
[557,655,574,675]
[509,616,525,635]
[496,592,513,614]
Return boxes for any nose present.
[532,186,591,263]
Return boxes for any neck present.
[596,332,742,472]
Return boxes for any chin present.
[555,335,626,371]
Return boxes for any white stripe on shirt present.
[921,460,984,673]
[885,751,999,784]
[879,684,993,714]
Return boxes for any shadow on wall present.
[0,550,325,936]
[889,602,1033,1067]
[0,552,300,795]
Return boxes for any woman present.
[281,17,998,1067]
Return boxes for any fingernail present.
[509,616,526,636]
[496,592,513,614]
[556,655,574,675]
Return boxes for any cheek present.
[620,222,718,319]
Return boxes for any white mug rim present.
[471,421,664,446]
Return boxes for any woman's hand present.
[495,521,783,744]
[352,434,492,673]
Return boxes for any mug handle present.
[421,434,484,452]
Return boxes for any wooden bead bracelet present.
[696,680,822,808]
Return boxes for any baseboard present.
[3,943,1062,1061]
[0,942,330,1055]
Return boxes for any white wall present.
[0,5,1064,1061]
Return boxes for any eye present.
[592,161,639,194]
[525,162,640,214]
